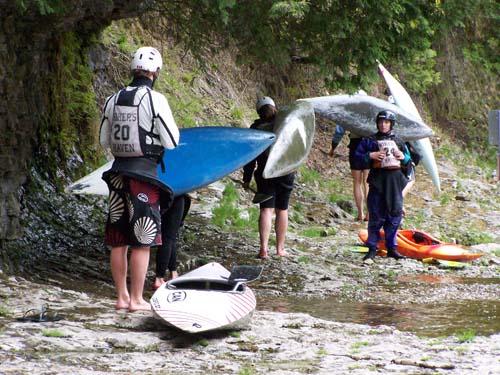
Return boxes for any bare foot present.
[115,299,130,310]
[258,249,269,259]
[128,300,151,312]
[277,250,290,257]
[153,277,166,290]
[170,270,179,279]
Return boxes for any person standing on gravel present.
[355,110,410,262]
[152,194,191,290]
[242,96,295,259]
[100,46,180,311]
[328,124,370,221]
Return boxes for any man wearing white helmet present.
[243,96,294,259]
[99,46,180,312]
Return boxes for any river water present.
[260,292,500,338]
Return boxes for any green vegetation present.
[238,367,254,375]
[41,329,67,338]
[15,0,65,15]
[296,255,310,264]
[212,183,257,231]
[351,341,370,349]
[456,329,476,343]
[144,344,160,353]
[290,211,305,225]
[428,338,445,346]
[297,167,321,185]
[385,269,397,280]
[340,283,361,298]
[0,305,10,317]
[403,209,427,229]
[316,347,328,355]
[441,222,495,246]
[299,227,328,238]
[347,365,362,370]
[37,30,102,182]
[455,230,495,247]
[195,339,210,347]
[13,0,500,202]
[152,0,499,94]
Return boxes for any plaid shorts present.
[104,173,162,247]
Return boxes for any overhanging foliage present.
[151,0,499,93]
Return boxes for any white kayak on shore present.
[300,94,433,141]
[377,61,441,191]
[151,262,262,333]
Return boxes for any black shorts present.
[348,138,370,171]
[255,172,295,210]
[104,173,162,247]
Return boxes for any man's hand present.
[370,151,386,161]
[394,150,404,160]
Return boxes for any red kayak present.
[358,229,483,262]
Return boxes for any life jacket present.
[109,86,164,161]
[370,132,406,169]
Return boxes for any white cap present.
[130,47,163,73]
[256,96,275,111]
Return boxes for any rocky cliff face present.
[0,1,146,240]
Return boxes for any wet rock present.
[456,191,470,201]
[2,274,500,375]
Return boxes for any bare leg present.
[402,178,415,216]
[153,277,166,289]
[275,208,290,256]
[351,169,365,221]
[362,169,369,220]
[258,208,273,258]
[402,179,415,198]
[128,246,151,312]
[110,246,130,310]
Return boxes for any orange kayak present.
[358,229,483,262]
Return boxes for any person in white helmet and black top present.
[355,110,410,262]
[99,46,180,311]
[242,96,294,259]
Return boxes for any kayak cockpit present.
[167,278,246,292]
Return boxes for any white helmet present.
[130,47,163,73]
[256,96,276,111]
